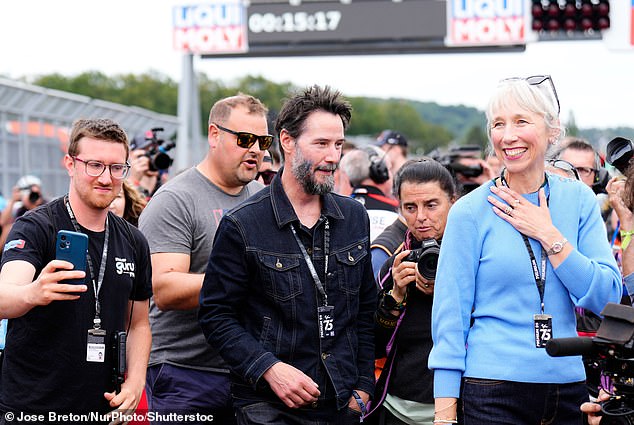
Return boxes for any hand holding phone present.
[55,230,88,285]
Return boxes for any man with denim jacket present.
[199,85,376,424]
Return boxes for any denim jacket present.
[199,173,376,410]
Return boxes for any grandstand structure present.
[0,77,179,199]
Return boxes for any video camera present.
[546,303,634,424]
[130,127,175,172]
[430,145,484,179]
[606,137,634,176]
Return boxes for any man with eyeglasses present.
[553,138,603,189]
[139,94,269,423]
[199,85,375,424]
[0,118,152,419]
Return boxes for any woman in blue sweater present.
[428,76,622,425]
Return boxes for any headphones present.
[364,147,390,184]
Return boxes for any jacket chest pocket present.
[258,253,303,301]
[335,242,367,294]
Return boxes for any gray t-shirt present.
[139,167,263,371]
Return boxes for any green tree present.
[566,111,579,137]
[461,124,489,152]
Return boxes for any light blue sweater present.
[429,174,622,398]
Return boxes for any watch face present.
[552,242,563,252]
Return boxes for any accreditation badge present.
[318,305,335,339]
[86,328,107,362]
[534,314,553,348]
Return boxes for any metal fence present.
[0,77,179,199]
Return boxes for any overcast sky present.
[1,0,633,130]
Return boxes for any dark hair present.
[274,85,352,142]
[393,159,456,200]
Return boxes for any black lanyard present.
[499,173,549,314]
[290,217,330,306]
[64,196,109,329]
[521,235,548,314]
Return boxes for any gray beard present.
[291,156,335,196]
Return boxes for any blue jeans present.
[236,400,361,425]
[146,364,235,424]
[461,378,587,425]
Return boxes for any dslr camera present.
[404,239,440,281]
[130,127,176,172]
[606,137,634,175]
[546,303,634,425]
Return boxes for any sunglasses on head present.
[257,169,278,185]
[214,123,274,151]
[503,75,560,115]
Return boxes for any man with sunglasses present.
[0,118,152,419]
[139,94,269,423]
[200,85,375,424]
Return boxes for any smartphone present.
[55,230,88,285]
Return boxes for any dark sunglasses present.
[503,75,560,115]
[257,169,278,185]
[214,123,274,151]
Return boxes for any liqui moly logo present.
[173,2,248,54]
[446,0,528,46]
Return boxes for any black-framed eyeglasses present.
[73,157,130,179]
[257,169,278,185]
[214,123,274,151]
[504,75,560,115]
[547,159,580,181]
[574,166,597,177]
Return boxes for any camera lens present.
[28,190,40,204]
[417,250,440,281]
[151,152,173,171]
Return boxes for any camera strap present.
[290,218,335,339]
[64,196,109,331]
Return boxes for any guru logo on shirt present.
[115,257,135,278]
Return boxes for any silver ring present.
[513,199,520,206]
[504,205,513,215]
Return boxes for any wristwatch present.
[382,290,406,311]
[546,238,568,256]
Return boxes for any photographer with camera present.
[129,128,175,199]
[128,148,159,200]
[0,176,46,258]
[431,146,496,197]
[429,76,622,425]
[367,159,456,425]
